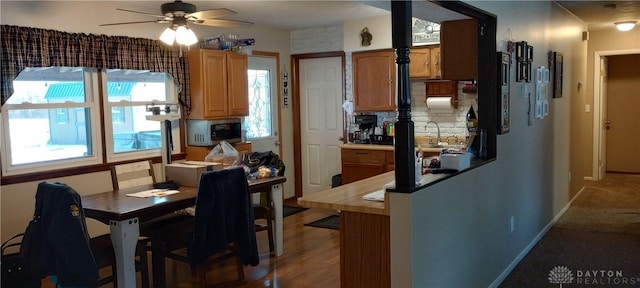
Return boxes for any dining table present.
[82,176,286,288]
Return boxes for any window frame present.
[1,67,182,177]
[1,68,104,176]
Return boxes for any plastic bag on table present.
[204,141,239,166]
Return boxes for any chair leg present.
[137,242,150,288]
[235,251,245,280]
[267,214,275,254]
[111,265,118,288]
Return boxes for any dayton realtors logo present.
[548,266,639,287]
[548,266,574,287]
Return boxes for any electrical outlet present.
[510,216,515,233]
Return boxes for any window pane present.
[106,70,167,102]
[112,108,161,153]
[7,67,87,104]
[5,67,95,168]
[106,70,166,154]
[245,69,272,138]
[7,108,92,165]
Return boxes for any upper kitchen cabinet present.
[352,49,396,112]
[440,18,478,81]
[409,45,441,79]
[188,49,249,119]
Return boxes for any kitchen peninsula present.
[299,145,487,288]
[298,172,393,288]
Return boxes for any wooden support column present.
[391,1,416,192]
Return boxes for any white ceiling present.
[556,1,640,31]
[1,1,468,33]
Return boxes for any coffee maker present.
[353,115,377,144]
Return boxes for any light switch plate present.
[585,104,590,112]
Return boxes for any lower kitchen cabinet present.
[341,148,389,184]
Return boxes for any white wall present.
[389,1,586,287]
[0,1,292,240]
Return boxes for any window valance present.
[0,25,191,111]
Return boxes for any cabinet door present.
[227,53,249,116]
[431,46,441,78]
[353,50,396,112]
[441,19,478,80]
[342,163,386,184]
[201,51,229,118]
[409,47,431,78]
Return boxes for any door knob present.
[274,141,280,147]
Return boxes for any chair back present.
[111,160,155,190]
[188,167,259,267]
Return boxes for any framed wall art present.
[551,51,563,98]
[497,52,511,134]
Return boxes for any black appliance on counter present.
[353,115,376,144]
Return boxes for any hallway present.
[500,173,640,287]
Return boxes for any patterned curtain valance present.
[0,25,191,112]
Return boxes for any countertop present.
[298,172,393,216]
[340,143,445,153]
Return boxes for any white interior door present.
[246,56,280,155]
[300,57,343,195]
[597,56,608,180]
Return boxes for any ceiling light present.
[160,27,176,45]
[615,21,636,32]
[175,26,198,46]
[159,24,198,46]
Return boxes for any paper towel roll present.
[426,97,454,109]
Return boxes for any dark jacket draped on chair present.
[25,182,99,287]
[188,167,259,267]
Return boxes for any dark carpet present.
[499,174,640,288]
[283,205,307,218]
[305,214,340,230]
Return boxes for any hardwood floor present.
[44,200,340,288]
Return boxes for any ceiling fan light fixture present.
[160,27,177,45]
[615,21,636,31]
[175,25,198,46]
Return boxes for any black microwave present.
[187,118,242,146]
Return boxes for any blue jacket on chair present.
[188,167,259,267]
[26,182,99,287]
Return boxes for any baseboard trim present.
[488,186,586,288]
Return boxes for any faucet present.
[425,121,441,144]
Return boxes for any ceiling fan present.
[100,0,253,46]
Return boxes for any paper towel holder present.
[424,80,458,109]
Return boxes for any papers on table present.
[362,189,386,202]
[126,189,180,198]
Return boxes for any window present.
[1,67,179,176]
[244,68,272,138]
[103,69,177,160]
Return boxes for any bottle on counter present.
[466,105,478,134]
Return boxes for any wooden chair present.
[253,192,274,254]
[91,234,150,288]
[31,182,149,288]
[110,160,156,190]
[151,167,258,287]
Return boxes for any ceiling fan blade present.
[190,18,254,27]
[99,20,164,27]
[116,8,166,18]
[187,8,236,20]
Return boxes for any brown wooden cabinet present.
[409,45,440,79]
[341,149,387,184]
[342,147,442,184]
[440,18,478,81]
[188,49,249,119]
[352,49,396,112]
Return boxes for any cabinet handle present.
[355,152,369,155]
